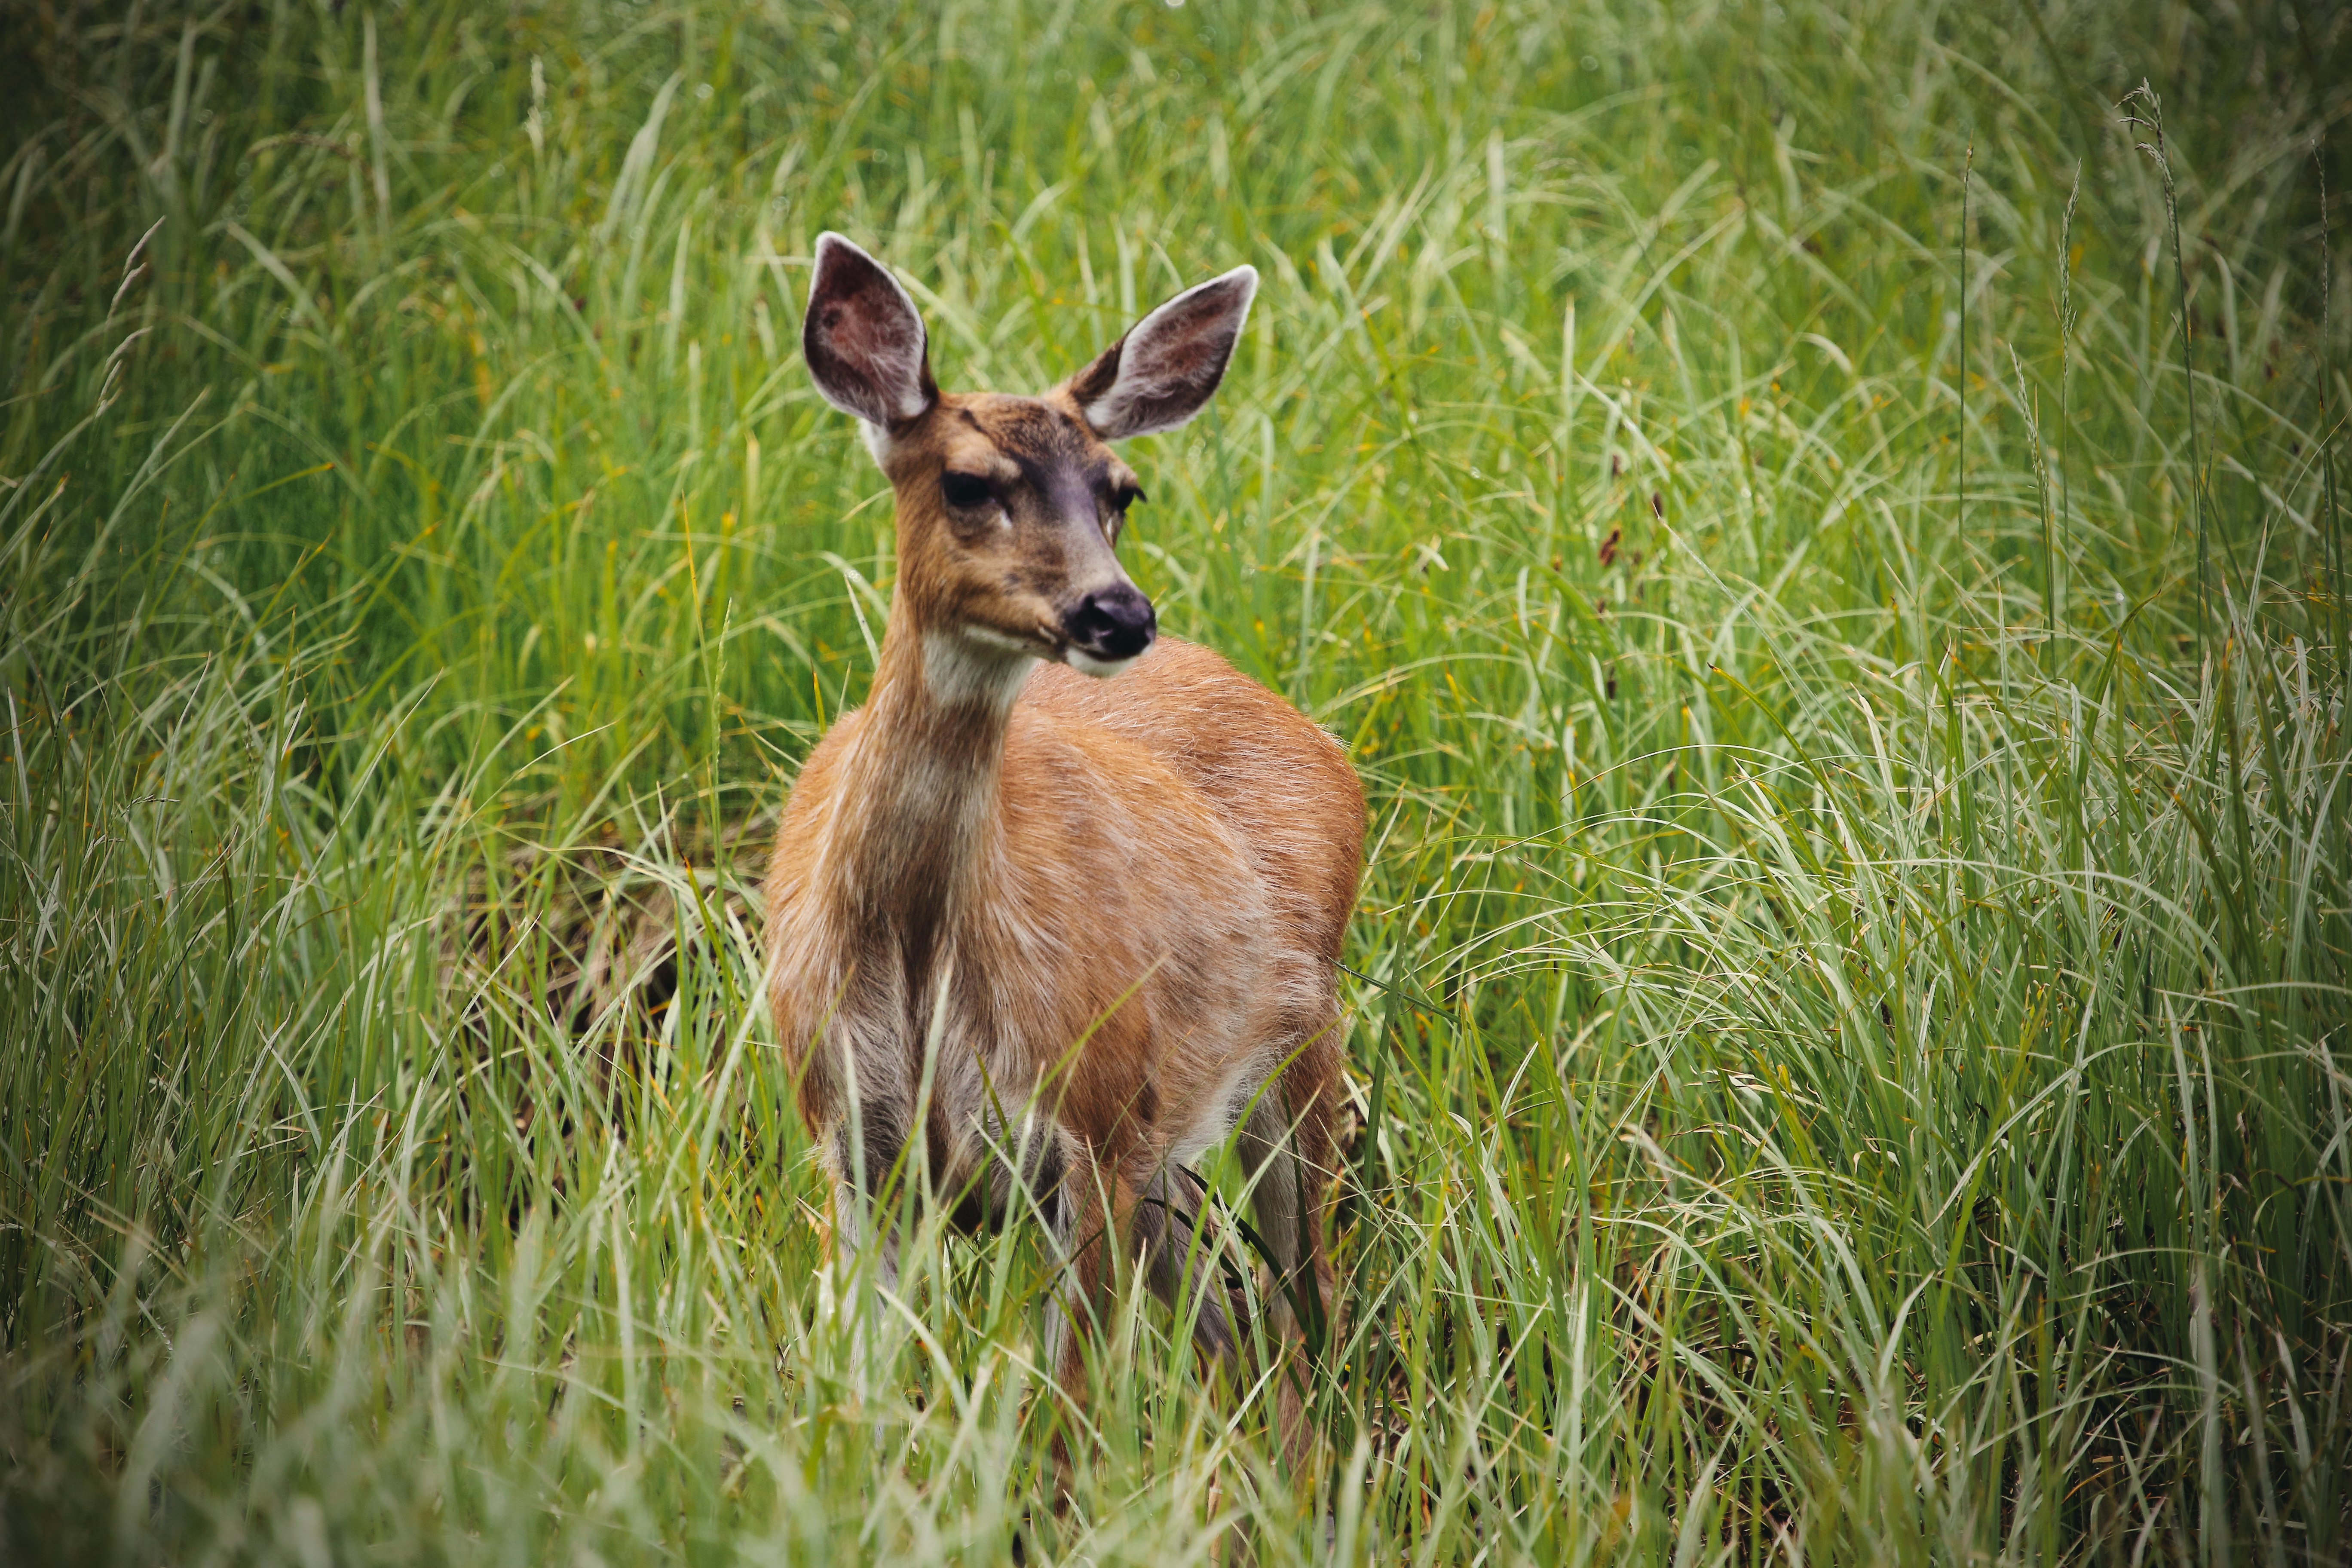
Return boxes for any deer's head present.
[801,233,1255,691]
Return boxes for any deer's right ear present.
[1067,264,1257,441]
[803,232,937,428]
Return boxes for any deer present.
[763,232,1363,1467]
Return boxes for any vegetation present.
[2,0,2346,1560]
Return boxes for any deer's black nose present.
[1063,584,1157,662]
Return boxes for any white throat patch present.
[923,629,1036,711]
[1065,646,1141,680]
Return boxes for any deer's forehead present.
[952,395,1091,459]
[933,396,1128,486]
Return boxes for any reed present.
[1,1,2344,1560]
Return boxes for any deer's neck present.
[827,616,1034,949]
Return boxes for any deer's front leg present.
[1039,1142,1141,1494]
[824,1088,916,1396]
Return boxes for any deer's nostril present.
[1065,585,1157,660]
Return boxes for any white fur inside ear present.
[1083,265,1258,440]
[860,420,893,467]
[806,232,934,426]
[867,289,932,423]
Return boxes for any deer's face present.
[885,393,1154,677]
[800,232,1255,688]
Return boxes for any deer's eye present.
[941,472,993,510]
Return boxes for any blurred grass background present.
[2,0,2348,1561]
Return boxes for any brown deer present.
[765,233,1363,1459]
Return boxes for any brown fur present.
[767,263,1363,1468]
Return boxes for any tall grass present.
[2,0,2346,1561]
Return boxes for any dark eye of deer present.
[1101,486,1141,540]
[941,472,992,510]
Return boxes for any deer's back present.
[1022,637,1363,965]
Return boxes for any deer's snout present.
[1063,584,1157,674]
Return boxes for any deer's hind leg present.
[1237,1058,1338,1467]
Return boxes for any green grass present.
[3,0,2348,1561]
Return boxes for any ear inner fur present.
[1075,266,1259,441]
[803,231,938,426]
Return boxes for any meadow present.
[2,0,2347,1561]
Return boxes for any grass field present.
[3,0,2348,1561]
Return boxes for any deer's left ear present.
[803,232,938,428]
[1067,265,1257,440]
